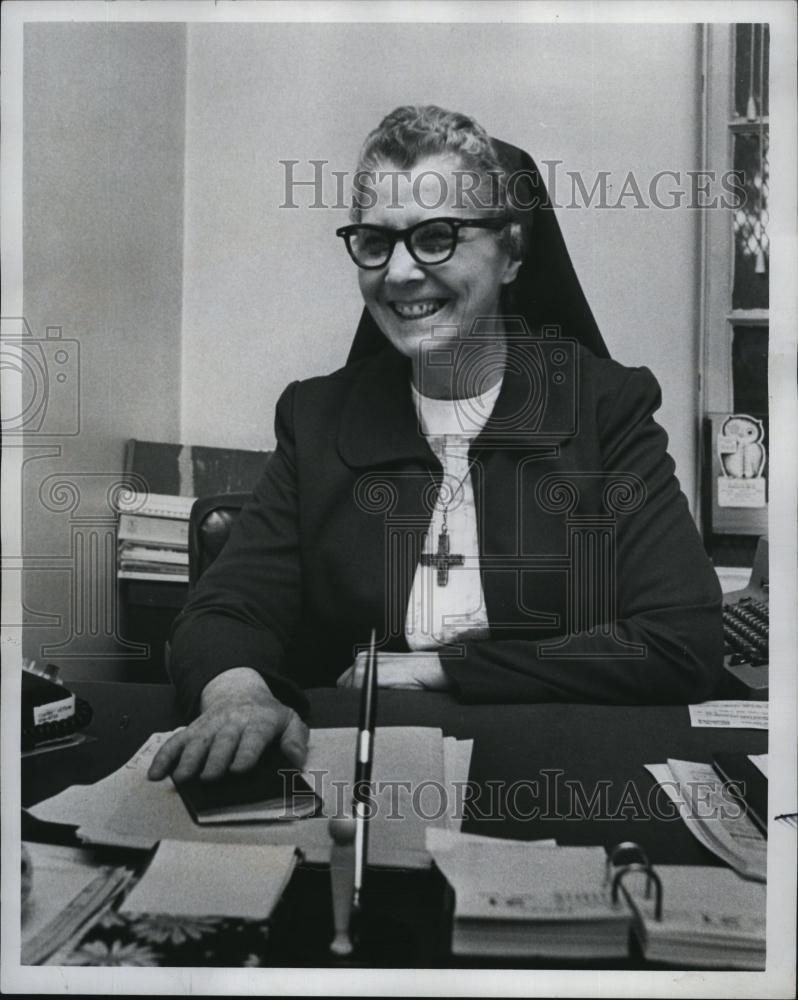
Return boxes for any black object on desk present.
[712,751,768,836]
[174,746,320,824]
[21,670,93,751]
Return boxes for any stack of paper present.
[30,727,473,870]
[645,759,767,882]
[116,493,194,583]
[428,830,767,967]
[618,864,766,969]
[427,830,630,960]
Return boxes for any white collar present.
[411,376,503,440]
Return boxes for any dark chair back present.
[188,492,250,589]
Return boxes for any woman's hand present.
[147,667,308,783]
[337,650,451,691]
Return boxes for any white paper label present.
[717,477,766,508]
[717,435,739,455]
[33,693,75,726]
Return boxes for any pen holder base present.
[270,863,450,967]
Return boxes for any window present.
[730,24,769,415]
[701,24,770,564]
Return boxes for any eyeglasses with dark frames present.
[335,216,508,270]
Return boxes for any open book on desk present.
[30,727,473,870]
[427,830,766,967]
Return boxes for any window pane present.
[734,24,769,119]
[732,325,768,415]
[732,131,769,309]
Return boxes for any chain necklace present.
[420,450,477,587]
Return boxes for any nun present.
[149,105,722,783]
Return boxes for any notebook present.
[173,747,320,824]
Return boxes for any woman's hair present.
[351,104,527,260]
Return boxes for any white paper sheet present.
[120,840,297,919]
[426,828,558,888]
[688,700,768,730]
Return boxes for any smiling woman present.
[148,105,724,785]
[341,155,521,400]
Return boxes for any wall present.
[18,21,703,668]
[180,22,702,507]
[22,23,187,667]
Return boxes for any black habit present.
[169,139,723,719]
[169,338,723,720]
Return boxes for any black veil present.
[346,138,610,364]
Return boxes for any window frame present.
[701,23,769,415]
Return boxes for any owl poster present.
[717,414,767,508]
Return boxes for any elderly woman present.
[149,105,723,784]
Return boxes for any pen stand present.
[352,865,450,965]
[328,815,357,957]
[267,856,449,966]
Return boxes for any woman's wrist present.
[424,653,451,690]
[200,666,274,711]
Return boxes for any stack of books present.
[117,494,192,583]
[116,440,269,585]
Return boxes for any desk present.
[22,683,767,967]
